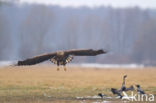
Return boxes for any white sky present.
[19,0,156,8]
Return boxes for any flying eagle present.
[16,49,106,71]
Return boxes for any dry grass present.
[0,65,156,103]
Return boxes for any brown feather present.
[64,49,106,56]
[16,49,107,66]
[17,53,56,65]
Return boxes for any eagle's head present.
[57,51,64,56]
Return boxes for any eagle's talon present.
[64,67,67,71]
[57,67,59,71]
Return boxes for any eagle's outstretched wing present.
[17,53,56,66]
[16,49,106,66]
[65,49,106,56]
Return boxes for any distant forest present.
[0,2,156,65]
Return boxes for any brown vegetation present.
[0,65,156,103]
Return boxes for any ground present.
[0,65,156,103]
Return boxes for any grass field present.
[0,65,156,103]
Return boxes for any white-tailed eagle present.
[16,49,107,71]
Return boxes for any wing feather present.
[65,49,107,56]
[17,53,56,66]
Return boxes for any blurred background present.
[0,0,156,66]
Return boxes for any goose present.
[111,75,134,99]
[119,75,134,92]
